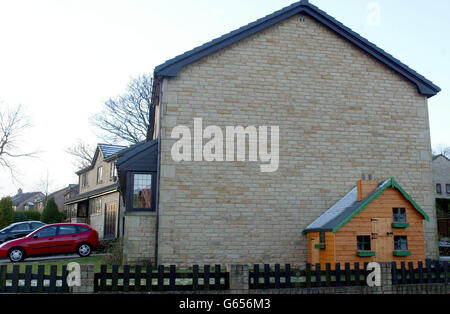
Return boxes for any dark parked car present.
[0,223,100,262]
[0,221,45,243]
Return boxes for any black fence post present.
[274,264,280,289]
[0,265,6,293]
[305,264,312,288]
[285,264,291,288]
[418,261,424,284]
[214,265,221,290]
[335,263,341,287]
[169,265,176,291]
[204,265,210,290]
[443,261,448,284]
[135,265,142,292]
[193,265,199,291]
[146,265,153,291]
[325,264,331,287]
[400,262,407,285]
[391,262,398,285]
[157,265,164,291]
[264,264,270,290]
[37,265,44,293]
[408,262,415,284]
[354,263,360,286]
[315,263,321,287]
[24,265,32,293]
[253,264,260,289]
[344,263,351,286]
[123,265,130,292]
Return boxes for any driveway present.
[0,253,105,263]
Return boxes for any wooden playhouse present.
[303,176,429,268]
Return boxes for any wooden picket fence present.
[249,263,373,289]
[249,261,450,289]
[0,264,70,293]
[94,264,229,292]
[392,261,449,285]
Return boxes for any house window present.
[132,174,152,210]
[81,173,88,187]
[393,208,406,223]
[89,198,102,214]
[110,162,117,180]
[394,236,408,251]
[446,184,450,194]
[357,236,371,251]
[436,184,442,194]
[97,166,103,184]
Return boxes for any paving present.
[0,253,105,263]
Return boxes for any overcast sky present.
[0,0,449,197]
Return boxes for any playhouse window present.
[393,208,406,223]
[394,236,408,251]
[319,232,326,244]
[357,236,371,251]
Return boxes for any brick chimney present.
[357,174,378,202]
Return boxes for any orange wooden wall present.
[335,187,425,266]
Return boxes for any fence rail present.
[94,264,229,292]
[0,265,70,293]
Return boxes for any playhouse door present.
[311,237,320,265]
[372,218,393,261]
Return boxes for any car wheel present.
[77,243,92,257]
[8,247,25,262]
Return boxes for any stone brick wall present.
[123,211,156,264]
[157,13,438,267]
[432,156,450,199]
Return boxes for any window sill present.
[394,251,411,257]
[392,223,410,228]
[314,244,326,250]
[357,251,375,257]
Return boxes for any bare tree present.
[90,74,155,144]
[65,139,95,170]
[433,144,450,159]
[0,103,36,179]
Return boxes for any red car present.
[0,223,100,262]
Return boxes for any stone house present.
[35,184,78,214]
[65,144,127,239]
[432,154,450,239]
[119,0,441,266]
[11,189,44,211]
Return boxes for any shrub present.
[0,197,14,228]
[24,210,41,221]
[104,238,123,266]
[41,197,61,224]
[13,211,27,223]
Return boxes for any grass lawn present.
[5,255,108,275]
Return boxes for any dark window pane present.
[394,236,408,250]
[11,223,30,231]
[357,236,371,251]
[35,226,58,238]
[436,184,442,194]
[446,184,450,194]
[58,225,78,235]
[393,208,406,223]
[320,232,326,244]
[133,174,152,209]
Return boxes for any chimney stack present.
[17,188,23,195]
[357,174,378,202]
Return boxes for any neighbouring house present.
[64,184,79,221]
[65,144,127,239]
[119,0,441,266]
[432,154,450,240]
[303,176,429,268]
[35,184,78,215]
[11,189,44,211]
